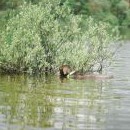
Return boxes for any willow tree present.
[0,0,120,74]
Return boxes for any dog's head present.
[59,65,71,78]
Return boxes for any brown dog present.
[59,65,113,80]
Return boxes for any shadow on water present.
[0,41,130,130]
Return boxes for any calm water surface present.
[0,42,130,130]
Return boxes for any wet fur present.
[59,65,71,78]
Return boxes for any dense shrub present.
[66,0,130,37]
[0,0,120,74]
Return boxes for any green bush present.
[0,0,120,74]
[122,10,130,27]
[101,12,119,25]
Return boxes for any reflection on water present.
[0,42,130,130]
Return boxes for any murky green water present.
[0,42,130,130]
